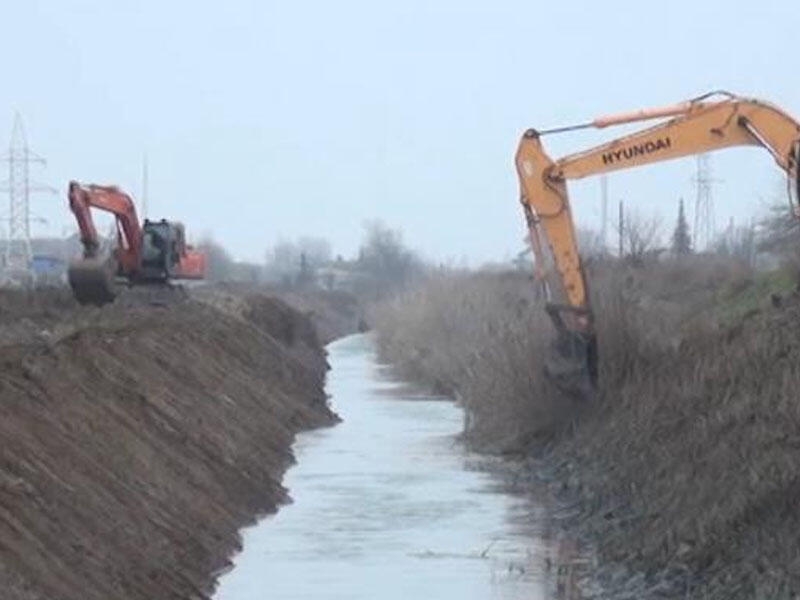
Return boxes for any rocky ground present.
[0,285,357,600]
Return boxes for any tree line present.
[197,220,425,300]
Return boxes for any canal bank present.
[0,289,341,600]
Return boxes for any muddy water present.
[215,334,545,600]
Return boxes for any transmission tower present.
[692,154,717,251]
[1,113,55,276]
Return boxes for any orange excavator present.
[515,91,800,389]
[67,181,206,305]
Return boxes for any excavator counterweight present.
[516,91,800,391]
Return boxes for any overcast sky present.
[2,0,798,264]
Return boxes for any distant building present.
[30,235,83,262]
[31,254,67,284]
[0,236,82,288]
[315,264,369,293]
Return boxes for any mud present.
[0,286,351,600]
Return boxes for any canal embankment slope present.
[0,286,355,600]
[372,261,800,599]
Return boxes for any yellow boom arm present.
[516,92,800,338]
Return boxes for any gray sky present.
[2,0,799,263]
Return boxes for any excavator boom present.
[69,181,142,270]
[515,91,800,388]
[68,182,144,304]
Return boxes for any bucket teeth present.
[68,258,118,306]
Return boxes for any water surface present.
[215,334,544,600]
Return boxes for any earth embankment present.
[0,286,346,600]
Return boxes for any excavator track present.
[114,282,189,308]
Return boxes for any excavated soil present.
[0,286,344,600]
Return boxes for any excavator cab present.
[140,220,182,281]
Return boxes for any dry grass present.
[372,258,800,599]
[373,271,577,452]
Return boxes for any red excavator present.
[67,181,206,305]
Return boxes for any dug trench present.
[0,286,359,600]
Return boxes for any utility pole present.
[618,199,624,258]
[141,153,149,220]
[600,175,609,254]
[0,113,56,279]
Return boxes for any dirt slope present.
[193,284,364,345]
[0,288,339,600]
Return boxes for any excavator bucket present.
[544,330,597,400]
[68,257,119,306]
[543,304,598,400]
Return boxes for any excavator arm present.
[68,181,146,305]
[515,91,800,387]
[68,181,143,274]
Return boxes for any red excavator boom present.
[68,181,143,274]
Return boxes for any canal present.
[215,333,545,600]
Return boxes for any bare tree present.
[297,236,332,267]
[357,221,424,300]
[759,202,800,277]
[620,210,662,266]
[759,203,800,255]
[576,227,606,259]
[265,236,332,287]
[714,221,757,266]
[198,236,236,282]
